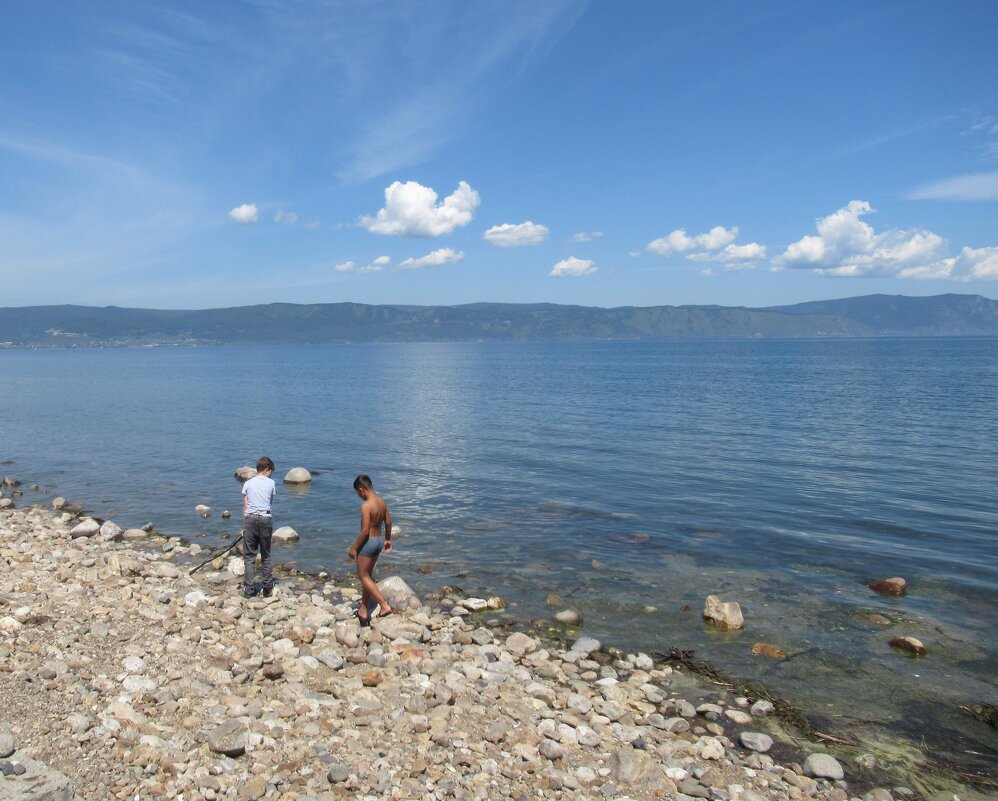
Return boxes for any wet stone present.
[803,753,845,780]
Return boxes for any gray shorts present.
[358,536,383,558]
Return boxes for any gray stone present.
[98,521,123,542]
[750,699,775,717]
[538,739,564,760]
[679,779,712,798]
[327,763,350,783]
[664,717,691,733]
[0,731,14,758]
[376,576,421,610]
[864,790,893,801]
[608,746,656,784]
[207,721,247,757]
[571,636,601,655]
[505,632,538,656]
[69,519,100,539]
[0,757,74,800]
[739,732,773,753]
[272,526,299,543]
[803,753,845,780]
[315,648,344,670]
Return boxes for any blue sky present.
[2,0,996,309]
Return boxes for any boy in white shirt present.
[241,456,276,598]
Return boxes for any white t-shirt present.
[242,474,276,517]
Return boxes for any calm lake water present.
[2,339,996,776]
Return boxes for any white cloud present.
[274,210,299,224]
[361,180,480,237]
[898,246,998,281]
[774,200,954,277]
[550,256,597,277]
[229,203,258,224]
[646,225,737,256]
[334,255,390,273]
[483,221,549,247]
[646,225,763,268]
[908,170,998,201]
[398,248,465,269]
[688,242,768,269]
[569,230,604,243]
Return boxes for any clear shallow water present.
[2,339,996,775]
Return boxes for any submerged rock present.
[751,641,785,659]
[889,636,926,656]
[704,594,744,629]
[869,576,907,596]
[195,504,211,517]
[555,608,583,625]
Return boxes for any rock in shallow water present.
[283,467,311,483]
[868,576,907,596]
[704,594,744,629]
[740,732,773,752]
[272,526,299,543]
[889,636,926,656]
[804,753,845,780]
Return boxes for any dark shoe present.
[357,610,371,627]
[262,586,274,598]
[242,586,257,598]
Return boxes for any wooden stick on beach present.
[189,531,244,575]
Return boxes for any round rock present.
[207,721,247,757]
[740,732,773,752]
[283,467,312,484]
[0,732,15,759]
[804,753,845,780]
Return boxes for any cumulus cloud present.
[275,210,299,224]
[229,203,258,224]
[550,256,597,277]
[398,248,465,269]
[646,226,738,256]
[908,170,998,201]
[897,246,998,281]
[774,200,954,277]
[361,180,480,237]
[645,225,765,268]
[334,256,390,273]
[687,242,768,269]
[570,230,604,243]
[483,221,549,247]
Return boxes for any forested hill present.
[1,293,995,347]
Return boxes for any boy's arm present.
[348,505,371,557]
[383,506,393,552]
[242,491,248,521]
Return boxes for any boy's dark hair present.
[353,474,374,492]
[257,456,275,473]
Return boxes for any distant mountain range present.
[1,294,995,347]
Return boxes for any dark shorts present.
[358,536,383,558]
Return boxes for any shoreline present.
[0,483,992,800]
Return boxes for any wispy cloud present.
[908,170,998,201]
[645,225,766,269]
[334,256,390,273]
[569,230,603,243]
[398,248,465,270]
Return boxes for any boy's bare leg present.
[357,553,392,615]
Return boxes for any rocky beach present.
[0,485,984,801]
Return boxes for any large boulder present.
[273,526,299,543]
[283,467,312,484]
[376,576,421,610]
[704,595,744,629]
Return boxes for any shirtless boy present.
[347,474,393,625]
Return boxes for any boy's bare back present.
[362,494,390,536]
